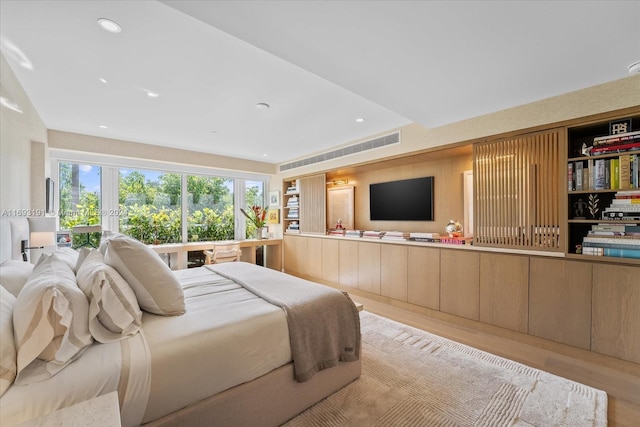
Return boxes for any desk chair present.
[203,241,242,264]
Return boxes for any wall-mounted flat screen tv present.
[369,176,434,221]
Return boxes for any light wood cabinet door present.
[321,239,340,284]
[407,247,440,310]
[440,250,480,320]
[592,264,640,363]
[283,235,306,274]
[358,242,381,295]
[305,237,323,279]
[381,245,408,301]
[479,253,529,333]
[338,240,359,288]
[529,258,592,350]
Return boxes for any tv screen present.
[369,177,434,221]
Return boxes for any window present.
[119,169,181,244]
[245,180,265,238]
[187,175,235,242]
[58,162,102,247]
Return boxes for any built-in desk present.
[150,239,282,271]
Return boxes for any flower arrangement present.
[240,205,267,228]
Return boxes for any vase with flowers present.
[241,205,267,239]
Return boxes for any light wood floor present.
[347,291,640,427]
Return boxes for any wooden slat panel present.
[299,174,326,234]
[473,129,562,251]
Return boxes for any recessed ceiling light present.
[99,78,108,84]
[256,102,270,110]
[146,91,159,98]
[355,117,365,123]
[99,125,108,129]
[629,60,640,74]
[97,18,122,33]
[263,153,268,157]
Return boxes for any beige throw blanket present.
[207,262,361,382]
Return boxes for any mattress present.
[140,267,292,423]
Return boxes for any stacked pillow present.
[2,232,185,390]
[12,253,93,384]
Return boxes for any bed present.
[0,217,361,426]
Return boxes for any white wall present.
[0,53,48,214]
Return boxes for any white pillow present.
[104,235,185,316]
[0,260,34,297]
[53,247,80,273]
[99,230,125,255]
[0,285,17,396]
[13,254,93,384]
[76,250,143,343]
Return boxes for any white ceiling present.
[1,1,639,165]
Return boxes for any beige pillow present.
[0,260,34,297]
[104,235,185,316]
[13,254,92,384]
[76,250,143,343]
[0,285,16,396]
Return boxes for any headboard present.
[0,217,30,264]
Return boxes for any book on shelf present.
[345,230,363,238]
[409,232,441,239]
[615,189,640,198]
[590,141,640,155]
[408,237,441,243]
[575,162,583,191]
[439,237,472,245]
[594,159,606,190]
[381,231,409,241]
[362,230,384,239]
[582,246,640,259]
[593,130,640,147]
[328,229,346,236]
[610,158,619,189]
[567,162,574,191]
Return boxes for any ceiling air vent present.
[279,132,400,172]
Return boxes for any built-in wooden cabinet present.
[283,234,640,364]
[479,253,529,333]
[380,245,408,301]
[529,258,593,350]
[407,246,440,310]
[591,264,640,363]
[440,250,480,321]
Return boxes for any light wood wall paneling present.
[321,239,340,284]
[592,264,640,364]
[299,174,326,234]
[479,253,529,333]
[440,250,480,320]
[338,240,359,288]
[381,244,408,301]
[407,246,440,310]
[529,257,592,350]
[305,237,323,279]
[358,241,381,295]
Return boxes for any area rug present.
[284,311,607,426]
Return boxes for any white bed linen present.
[141,267,292,423]
[0,332,151,427]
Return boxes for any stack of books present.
[381,231,409,241]
[286,221,300,234]
[362,230,384,239]
[602,190,640,221]
[439,236,472,245]
[345,230,363,238]
[581,223,640,259]
[408,232,441,243]
[286,180,299,194]
[591,130,640,156]
[328,229,345,236]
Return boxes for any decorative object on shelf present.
[610,118,632,135]
[241,206,267,239]
[588,194,600,219]
[445,219,463,238]
[269,190,280,207]
[267,208,280,224]
[573,198,587,219]
[255,227,265,240]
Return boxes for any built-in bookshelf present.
[567,114,640,259]
[283,179,300,234]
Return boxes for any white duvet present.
[1,266,291,427]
